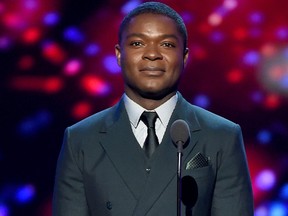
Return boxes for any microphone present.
[170,119,190,216]
[170,119,190,152]
[182,176,198,216]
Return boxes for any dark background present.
[1,0,288,215]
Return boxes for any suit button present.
[106,201,112,210]
[146,167,151,173]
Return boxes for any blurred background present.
[1,0,288,215]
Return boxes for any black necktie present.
[141,111,159,158]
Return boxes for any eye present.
[162,42,176,48]
[130,41,143,47]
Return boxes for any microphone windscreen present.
[181,176,198,208]
[170,119,190,145]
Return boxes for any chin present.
[140,88,175,100]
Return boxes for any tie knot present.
[141,111,158,128]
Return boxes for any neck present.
[125,90,176,110]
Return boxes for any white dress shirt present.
[123,93,178,148]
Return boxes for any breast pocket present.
[183,165,213,179]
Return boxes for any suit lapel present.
[132,93,202,216]
[99,100,148,200]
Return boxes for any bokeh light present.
[2,0,288,215]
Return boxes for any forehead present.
[124,13,181,37]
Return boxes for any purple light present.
[0,205,9,216]
[43,12,60,26]
[249,12,264,24]
[243,51,260,66]
[283,47,288,59]
[280,75,288,89]
[103,55,121,74]
[0,37,11,50]
[63,26,84,43]
[181,12,194,24]
[257,129,272,144]
[210,31,225,43]
[249,28,262,38]
[254,206,268,216]
[15,184,36,203]
[275,27,288,40]
[255,169,276,191]
[251,91,264,103]
[215,6,228,16]
[121,0,141,14]
[193,94,210,108]
[24,0,38,10]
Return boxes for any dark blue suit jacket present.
[53,93,254,216]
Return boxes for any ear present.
[115,44,121,66]
[183,48,189,66]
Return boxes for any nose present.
[142,45,163,61]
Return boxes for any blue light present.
[279,183,288,199]
[103,55,121,74]
[43,12,60,26]
[0,204,9,216]
[18,110,52,136]
[243,51,260,66]
[270,202,287,216]
[257,129,272,144]
[193,94,210,108]
[15,185,35,204]
[63,27,84,43]
[85,43,100,56]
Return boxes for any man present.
[53,2,254,216]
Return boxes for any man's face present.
[115,13,189,100]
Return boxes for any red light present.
[44,77,63,93]
[264,94,281,109]
[191,46,207,60]
[22,27,41,44]
[81,75,110,96]
[71,101,92,120]
[10,76,63,94]
[227,69,244,83]
[42,42,66,64]
[233,27,248,41]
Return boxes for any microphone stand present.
[177,141,184,216]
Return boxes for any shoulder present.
[67,101,122,136]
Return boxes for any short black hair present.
[118,1,188,49]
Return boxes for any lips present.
[139,66,165,72]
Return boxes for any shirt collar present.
[123,93,178,128]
